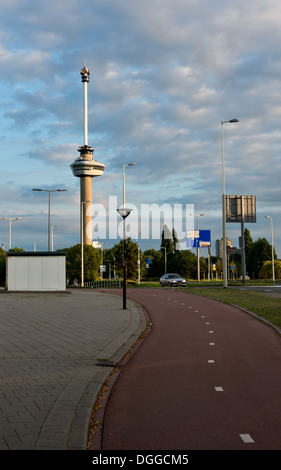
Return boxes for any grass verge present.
[183,287,281,330]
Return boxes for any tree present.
[143,248,164,279]
[0,248,6,286]
[216,259,223,277]
[63,244,101,283]
[112,237,139,280]
[247,238,276,279]
[178,250,197,279]
[260,260,281,280]
[244,228,253,258]
[161,225,173,254]
[172,228,180,252]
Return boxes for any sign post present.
[226,195,256,283]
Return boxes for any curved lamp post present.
[117,207,132,309]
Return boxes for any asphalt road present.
[101,288,281,450]
[234,285,281,297]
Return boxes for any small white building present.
[6,252,66,292]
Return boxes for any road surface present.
[101,288,281,450]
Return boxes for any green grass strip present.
[183,287,281,330]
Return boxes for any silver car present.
[160,273,186,287]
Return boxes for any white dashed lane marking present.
[240,434,255,443]
[157,294,258,448]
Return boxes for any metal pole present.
[123,234,126,309]
[196,215,200,282]
[241,196,246,283]
[265,216,275,282]
[8,220,11,250]
[221,119,239,287]
[221,122,227,288]
[270,217,275,282]
[48,191,51,252]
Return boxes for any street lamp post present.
[117,207,132,309]
[32,188,67,251]
[51,226,57,252]
[265,216,275,282]
[117,163,136,308]
[123,163,136,207]
[221,119,239,288]
[0,217,23,250]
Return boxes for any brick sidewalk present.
[0,289,146,449]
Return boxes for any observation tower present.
[70,66,105,245]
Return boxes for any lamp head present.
[117,208,132,219]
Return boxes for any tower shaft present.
[80,177,92,245]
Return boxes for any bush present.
[260,260,281,279]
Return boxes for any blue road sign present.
[145,258,151,268]
[186,230,211,248]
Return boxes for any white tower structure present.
[71,66,105,245]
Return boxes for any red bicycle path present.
[99,288,281,451]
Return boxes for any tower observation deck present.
[70,66,105,245]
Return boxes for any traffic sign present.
[186,230,211,248]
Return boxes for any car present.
[160,273,186,287]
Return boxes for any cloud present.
[0,0,281,255]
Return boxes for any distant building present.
[216,237,232,258]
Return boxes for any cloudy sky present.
[0,0,280,257]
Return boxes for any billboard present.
[226,195,256,223]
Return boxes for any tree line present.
[0,226,279,286]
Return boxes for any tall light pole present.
[51,226,57,252]
[221,119,239,288]
[32,188,67,251]
[0,217,23,250]
[265,216,275,282]
[123,163,136,207]
[117,163,135,309]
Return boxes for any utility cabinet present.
[6,252,66,292]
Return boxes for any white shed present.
[6,252,66,292]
